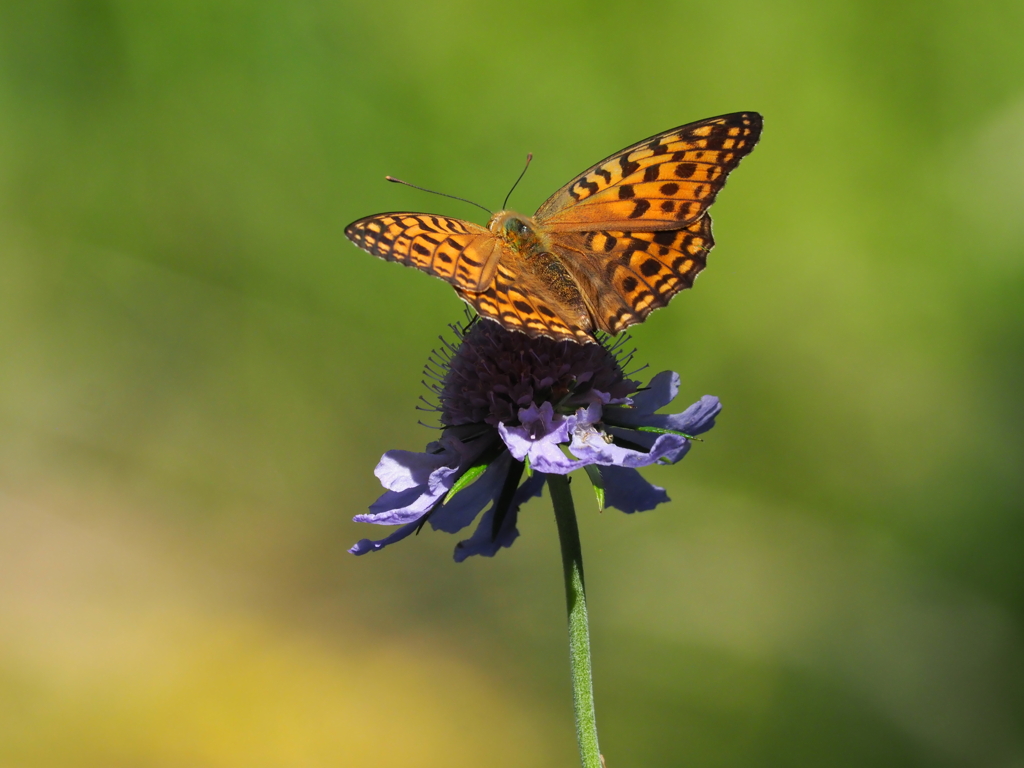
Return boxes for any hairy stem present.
[548,473,602,768]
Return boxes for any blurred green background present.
[1,1,1022,766]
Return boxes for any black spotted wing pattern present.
[536,112,761,232]
[345,213,500,292]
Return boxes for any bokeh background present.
[1,1,1022,766]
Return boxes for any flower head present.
[350,318,721,561]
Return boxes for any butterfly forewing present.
[535,112,761,232]
[345,213,500,292]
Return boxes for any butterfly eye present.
[504,217,530,236]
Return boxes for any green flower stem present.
[548,472,603,768]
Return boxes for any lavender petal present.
[374,448,454,492]
[430,452,512,534]
[568,426,688,469]
[349,520,421,555]
[354,482,444,526]
[453,472,547,561]
[600,466,670,514]
[628,371,680,414]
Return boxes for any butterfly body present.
[486,210,593,334]
[346,112,762,343]
[491,211,546,260]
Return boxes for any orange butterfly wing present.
[535,112,761,232]
[345,213,500,292]
[453,254,595,344]
[550,216,715,335]
[529,112,761,337]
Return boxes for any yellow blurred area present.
[0,490,551,767]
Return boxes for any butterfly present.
[345,112,762,343]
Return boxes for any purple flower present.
[349,319,721,560]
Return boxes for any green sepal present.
[635,425,701,441]
[524,454,533,478]
[583,464,605,511]
[443,462,489,504]
[442,439,507,505]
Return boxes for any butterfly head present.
[489,210,539,253]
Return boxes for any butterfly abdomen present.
[524,251,587,307]
[484,211,595,338]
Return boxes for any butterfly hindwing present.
[345,213,500,292]
[535,112,761,232]
[551,215,715,334]
[454,259,595,344]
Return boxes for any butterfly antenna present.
[385,176,492,215]
[502,153,533,211]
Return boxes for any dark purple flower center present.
[435,320,639,428]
